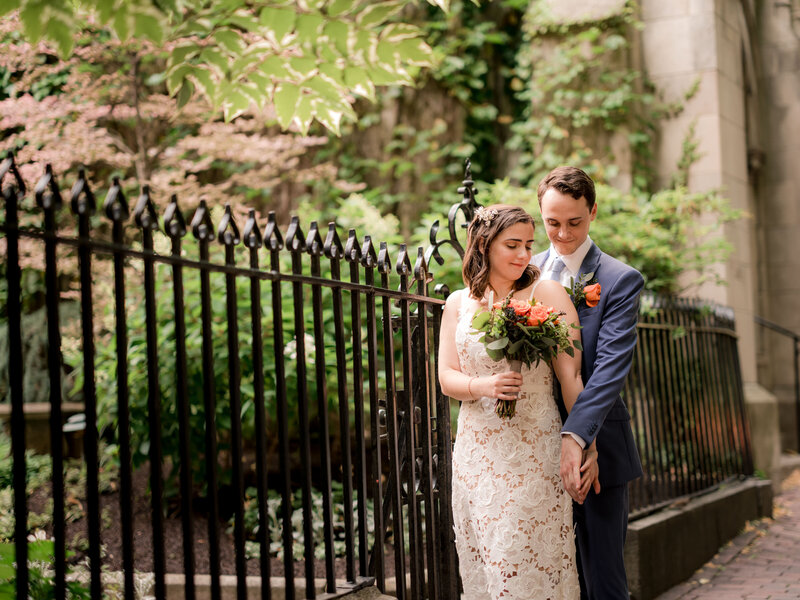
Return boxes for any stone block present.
[538,0,626,24]
[641,0,689,20]
[769,74,800,108]
[690,12,719,70]
[717,72,745,125]
[643,18,695,76]
[624,478,773,600]
[690,114,723,175]
[743,382,782,493]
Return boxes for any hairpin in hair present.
[474,206,498,227]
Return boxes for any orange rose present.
[528,304,554,326]
[508,298,533,317]
[583,283,601,307]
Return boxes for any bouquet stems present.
[496,359,523,419]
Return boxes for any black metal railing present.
[1,153,483,600]
[754,314,800,452]
[1,151,758,598]
[627,295,754,517]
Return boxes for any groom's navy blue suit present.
[535,242,644,599]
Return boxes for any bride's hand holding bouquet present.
[472,292,582,418]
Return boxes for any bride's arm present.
[534,280,600,500]
[532,280,583,410]
[438,291,522,402]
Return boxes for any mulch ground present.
[28,465,398,582]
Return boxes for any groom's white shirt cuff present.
[562,432,586,448]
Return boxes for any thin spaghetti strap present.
[528,278,543,302]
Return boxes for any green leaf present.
[188,66,217,100]
[213,29,244,54]
[166,64,193,95]
[367,65,409,85]
[472,311,490,328]
[28,540,55,562]
[133,9,164,44]
[487,337,509,350]
[327,0,354,18]
[225,11,260,32]
[304,75,343,101]
[397,38,433,66]
[313,101,344,136]
[323,19,349,55]
[176,79,195,108]
[95,0,114,22]
[344,66,374,100]
[295,13,324,46]
[246,71,274,95]
[19,2,44,42]
[508,339,524,353]
[46,14,74,57]
[356,1,404,29]
[486,348,504,361]
[0,0,20,17]
[230,53,262,78]
[381,23,422,42]
[259,7,295,44]
[113,4,131,40]
[573,339,583,351]
[541,337,556,347]
[169,42,201,67]
[288,57,318,78]
[273,82,300,129]
[259,55,290,79]
[223,88,252,120]
[318,63,344,85]
[200,47,230,75]
[294,93,314,135]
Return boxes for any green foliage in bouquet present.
[471,294,581,418]
[472,295,581,365]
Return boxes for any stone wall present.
[755,0,800,451]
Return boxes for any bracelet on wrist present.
[467,376,477,399]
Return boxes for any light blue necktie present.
[549,257,566,282]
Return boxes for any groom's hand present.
[560,436,584,503]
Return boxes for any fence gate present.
[1,152,482,600]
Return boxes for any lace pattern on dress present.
[451,289,579,599]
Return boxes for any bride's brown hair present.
[462,204,540,300]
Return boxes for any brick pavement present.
[655,468,800,600]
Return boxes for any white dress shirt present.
[539,236,594,450]
[541,236,594,288]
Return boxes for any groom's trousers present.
[574,484,630,600]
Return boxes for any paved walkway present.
[655,468,800,600]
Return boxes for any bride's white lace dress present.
[452,289,580,599]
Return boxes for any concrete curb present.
[624,477,772,600]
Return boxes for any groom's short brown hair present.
[537,166,596,210]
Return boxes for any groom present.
[533,166,644,599]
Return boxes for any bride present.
[438,204,599,599]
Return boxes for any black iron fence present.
[627,295,753,517]
[1,154,755,599]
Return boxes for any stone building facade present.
[547,0,799,474]
[638,0,800,470]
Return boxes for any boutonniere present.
[565,272,601,308]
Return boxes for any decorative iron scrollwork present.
[424,157,481,268]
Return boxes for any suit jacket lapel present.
[578,242,601,282]
[533,249,551,270]
[575,242,602,317]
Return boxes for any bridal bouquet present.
[472,294,582,418]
